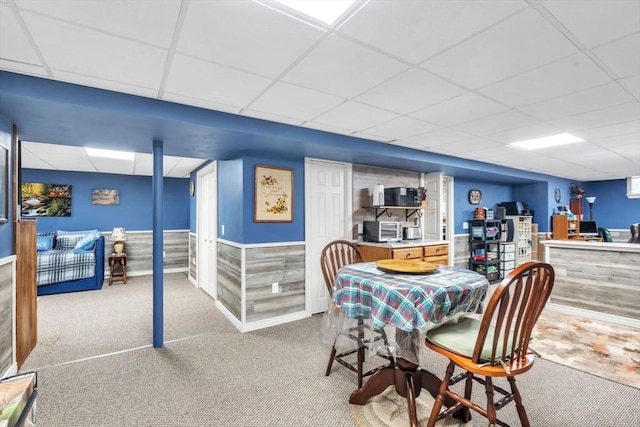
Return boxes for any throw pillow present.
[56,235,85,251]
[73,231,101,253]
[57,229,98,237]
[36,235,54,251]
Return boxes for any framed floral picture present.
[254,165,293,222]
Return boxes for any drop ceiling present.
[0,0,639,181]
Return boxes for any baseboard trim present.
[188,274,198,287]
[214,301,309,333]
[545,303,639,328]
[126,267,188,278]
[1,362,18,379]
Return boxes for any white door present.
[305,159,352,314]
[197,162,217,299]
[422,172,444,241]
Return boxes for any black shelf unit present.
[468,219,502,283]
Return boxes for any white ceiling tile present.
[165,54,273,108]
[607,143,640,159]
[486,123,567,144]
[310,101,398,131]
[592,132,640,147]
[578,120,640,140]
[0,4,42,65]
[424,137,503,156]
[301,121,354,136]
[421,8,578,89]
[550,102,640,132]
[591,32,640,79]
[0,59,47,77]
[161,92,241,115]
[540,0,640,49]
[452,110,541,137]
[350,132,394,143]
[241,109,305,127]
[403,128,474,148]
[249,82,344,121]
[618,74,640,99]
[410,92,510,127]
[23,142,97,172]
[94,157,135,175]
[20,148,56,170]
[282,34,407,98]
[133,153,153,176]
[478,53,612,107]
[15,0,181,47]
[517,82,635,121]
[52,69,159,99]
[363,116,439,140]
[177,0,323,78]
[22,12,167,89]
[355,68,466,115]
[338,0,526,64]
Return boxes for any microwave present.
[362,221,403,243]
[384,187,421,207]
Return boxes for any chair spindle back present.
[473,261,555,365]
[320,240,363,296]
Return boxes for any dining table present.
[325,261,489,427]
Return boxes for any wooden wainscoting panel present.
[245,244,305,322]
[189,233,197,280]
[217,242,242,320]
[0,260,14,375]
[15,220,37,368]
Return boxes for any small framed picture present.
[468,189,482,205]
[254,165,293,223]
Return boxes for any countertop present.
[356,239,449,248]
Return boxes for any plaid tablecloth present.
[333,262,489,332]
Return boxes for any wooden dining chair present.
[321,240,392,388]
[424,261,555,427]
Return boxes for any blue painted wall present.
[454,180,512,233]
[22,169,189,233]
[575,179,640,229]
[0,117,13,259]
[218,159,244,242]
[242,156,304,244]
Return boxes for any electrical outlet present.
[357,223,363,234]
[463,221,469,230]
[163,251,166,258]
[221,224,225,235]
[272,282,278,294]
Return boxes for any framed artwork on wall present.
[0,143,7,223]
[21,182,72,217]
[468,189,482,205]
[91,189,119,205]
[254,165,293,223]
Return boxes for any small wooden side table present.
[108,253,127,285]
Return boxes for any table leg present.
[348,329,469,426]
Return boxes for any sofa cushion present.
[36,235,54,251]
[73,231,101,253]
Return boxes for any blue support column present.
[152,140,164,348]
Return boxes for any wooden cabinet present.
[569,198,583,220]
[551,215,579,240]
[423,244,448,264]
[359,243,449,265]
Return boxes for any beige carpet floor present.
[21,273,640,426]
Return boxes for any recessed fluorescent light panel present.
[255,0,360,29]
[509,133,584,150]
[85,147,135,160]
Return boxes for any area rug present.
[350,385,472,427]
[531,309,640,389]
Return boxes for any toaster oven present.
[362,221,403,243]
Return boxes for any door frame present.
[196,161,217,297]
[304,158,353,315]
